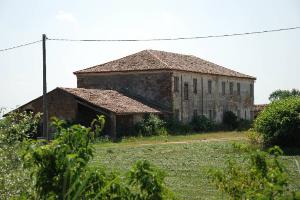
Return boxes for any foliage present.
[0,111,41,199]
[23,118,173,199]
[236,119,252,131]
[93,132,300,200]
[254,96,300,147]
[128,160,174,200]
[0,111,41,144]
[91,115,106,138]
[246,129,263,146]
[135,114,167,136]
[0,107,6,119]
[208,145,300,199]
[166,119,192,134]
[190,115,214,132]
[269,89,300,102]
[222,111,238,130]
[23,123,94,199]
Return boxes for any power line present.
[0,26,299,52]
[0,40,42,52]
[48,26,300,42]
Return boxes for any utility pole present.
[42,34,48,140]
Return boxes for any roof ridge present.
[146,49,171,69]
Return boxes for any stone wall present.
[20,88,78,122]
[172,71,255,123]
[76,71,173,110]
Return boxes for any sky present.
[0,0,299,110]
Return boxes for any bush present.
[222,111,238,130]
[190,115,214,132]
[208,145,300,199]
[166,119,192,134]
[246,129,263,146]
[23,118,173,199]
[0,111,41,144]
[254,97,300,147]
[236,119,252,131]
[0,111,41,199]
[135,114,167,136]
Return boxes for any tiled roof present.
[74,49,256,79]
[60,87,161,114]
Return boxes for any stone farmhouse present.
[17,49,256,138]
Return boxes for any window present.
[250,84,254,97]
[208,80,212,94]
[193,109,198,119]
[193,78,197,94]
[174,109,180,121]
[244,110,247,119]
[184,83,189,100]
[174,76,179,92]
[209,110,213,120]
[222,81,226,95]
[230,82,233,95]
[237,83,240,95]
[237,109,241,119]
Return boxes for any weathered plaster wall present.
[172,71,255,123]
[20,89,78,122]
[77,71,173,110]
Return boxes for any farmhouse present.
[17,49,256,138]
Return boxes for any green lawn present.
[90,132,300,200]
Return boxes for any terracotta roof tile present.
[74,49,256,79]
[59,87,161,114]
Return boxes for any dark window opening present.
[230,82,233,95]
[193,78,197,94]
[208,80,212,94]
[222,82,226,95]
[237,83,241,95]
[174,76,179,92]
[174,109,180,121]
[184,83,189,100]
[250,84,254,97]
[209,110,212,120]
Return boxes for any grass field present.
[90,132,300,200]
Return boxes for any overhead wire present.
[48,26,300,42]
[0,26,300,52]
[0,40,42,52]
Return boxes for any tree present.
[254,96,300,147]
[208,145,300,199]
[269,89,300,102]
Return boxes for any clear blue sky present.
[0,0,299,110]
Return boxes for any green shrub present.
[254,97,300,147]
[128,160,174,200]
[222,111,238,130]
[0,111,41,144]
[246,129,263,146]
[0,111,41,199]
[23,118,174,199]
[166,119,192,134]
[208,145,299,199]
[236,119,252,131]
[190,115,214,132]
[135,114,167,136]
